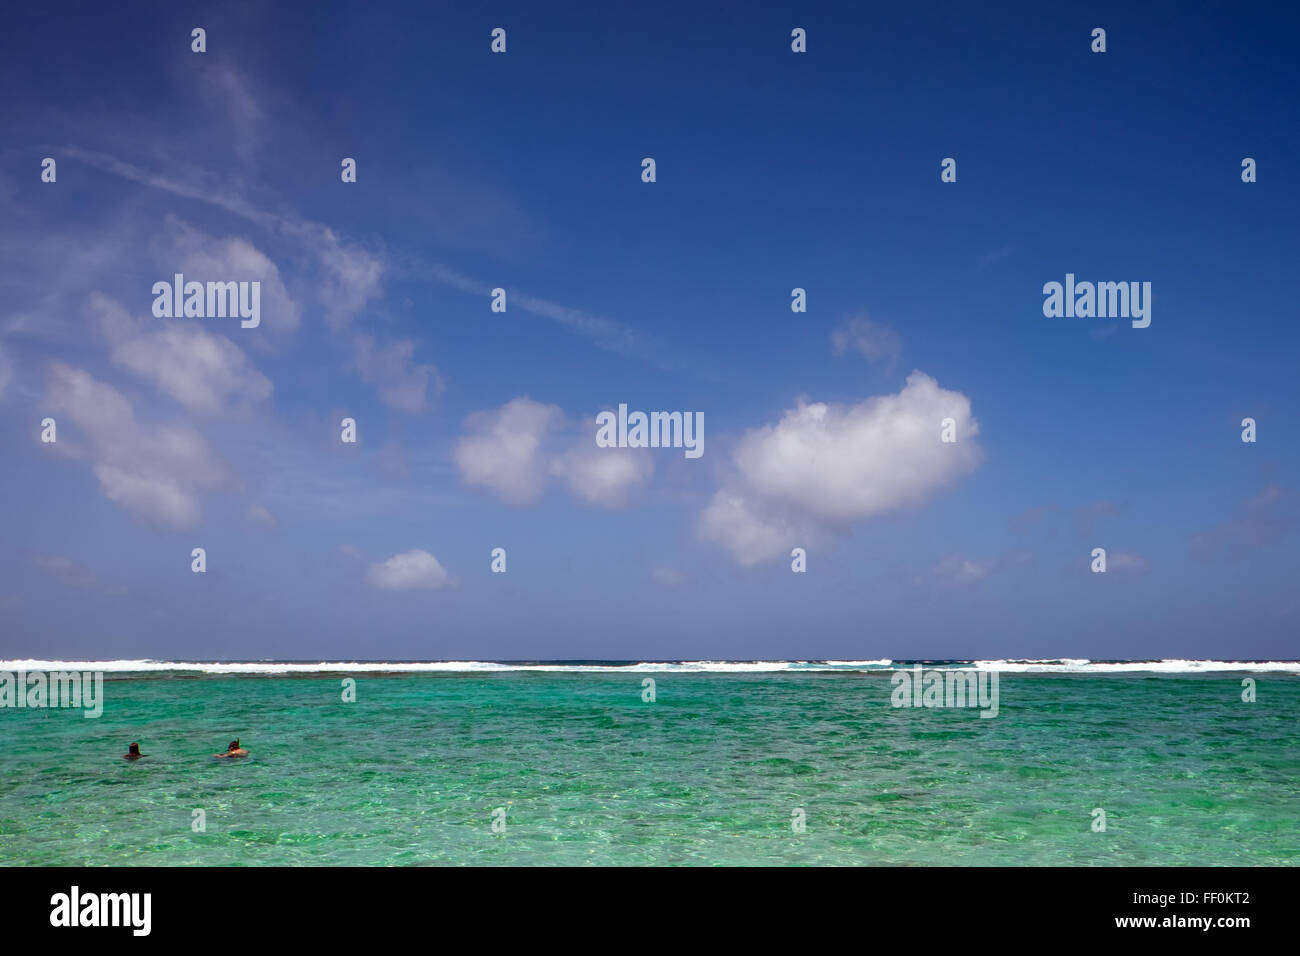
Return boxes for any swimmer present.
[214,738,249,758]
[123,742,147,760]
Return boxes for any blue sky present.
[1,1,1297,661]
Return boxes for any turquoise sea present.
[1,662,1297,866]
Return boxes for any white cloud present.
[43,362,230,531]
[455,397,655,509]
[318,235,383,327]
[156,217,300,334]
[700,371,982,566]
[366,549,450,591]
[732,371,979,524]
[63,151,380,333]
[352,333,441,414]
[453,397,563,505]
[550,441,653,508]
[89,292,272,415]
[698,492,811,568]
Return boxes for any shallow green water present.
[1,671,1296,865]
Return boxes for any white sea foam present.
[1,659,1297,675]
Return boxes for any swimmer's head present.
[127,742,141,756]
[228,739,240,752]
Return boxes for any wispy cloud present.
[1190,486,1295,563]
[88,291,273,416]
[61,147,384,329]
[831,314,902,370]
[352,332,442,414]
[1075,500,1122,536]
[42,362,232,531]
[429,263,674,368]
[932,549,1033,585]
[24,552,126,594]
[196,59,267,161]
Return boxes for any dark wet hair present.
[127,742,141,755]
[228,739,240,751]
